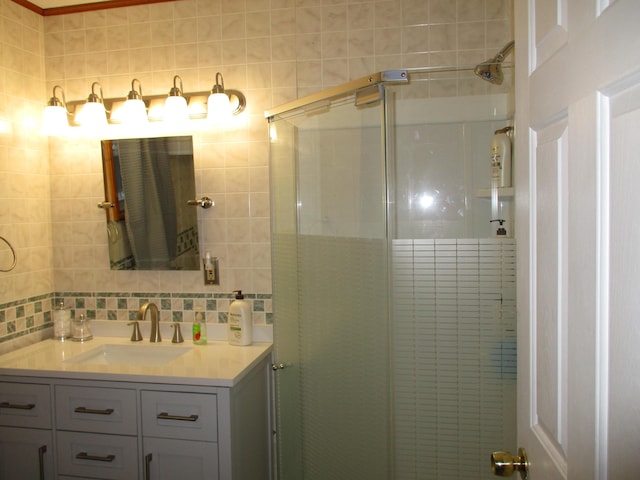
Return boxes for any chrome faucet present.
[138,302,161,342]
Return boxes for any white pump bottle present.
[228,290,252,346]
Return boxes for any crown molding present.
[11,0,174,16]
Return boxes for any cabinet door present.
[143,437,219,480]
[0,426,53,480]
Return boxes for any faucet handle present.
[171,323,184,344]
[127,321,143,342]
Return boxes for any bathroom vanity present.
[0,334,273,480]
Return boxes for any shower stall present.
[267,63,515,480]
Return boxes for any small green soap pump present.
[192,308,207,345]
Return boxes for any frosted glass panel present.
[270,97,390,480]
[392,239,516,479]
[297,235,388,479]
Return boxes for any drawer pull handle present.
[145,453,153,480]
[157,412,199,422]
[38,445,47,480]
[74,406,115,415]
[0,401,36,410]
[76,451,116,462]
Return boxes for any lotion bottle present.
[228,290,252,346]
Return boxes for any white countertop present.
[0,322,273,388]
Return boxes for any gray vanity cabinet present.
[0,382,54,479]
[0,354,271,480]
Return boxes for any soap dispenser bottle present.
[228,290,252,346]
[192,308,207,345]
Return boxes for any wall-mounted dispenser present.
[490,126,513,237]
[491,126,513,188]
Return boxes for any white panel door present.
[515,0,640,478]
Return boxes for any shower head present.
[474,40,515,85]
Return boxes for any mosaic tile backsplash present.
[0,292,271,344]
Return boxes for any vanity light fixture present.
[41,73,247,137]
[164,75,189,123]
[120,78,148,125]
[41,85,70,136]
[77,82,108,129]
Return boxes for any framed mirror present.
[100,136,200,270]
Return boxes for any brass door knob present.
[491,448,529,479]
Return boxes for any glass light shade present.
[121,98,148,125]
[164,95,189,123]
[78,101,108,129]
[41,105,69,136]
[207,92,231,122]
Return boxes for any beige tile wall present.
[0,0,50,339]
[0,0,512,343]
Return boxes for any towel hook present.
[0,236,17,272]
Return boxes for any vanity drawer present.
[55,385,137,435]
[0,382,51,428]
[57,430,138,480]
[141,390,217,442]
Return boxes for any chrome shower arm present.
[495,40,515,62]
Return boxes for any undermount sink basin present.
[65,344,191,367]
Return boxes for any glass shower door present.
[387,77,517,480]
[269,95,391,480]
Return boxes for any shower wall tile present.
[348,28,374,57]
[322,5,347,32]
[401,0,429,26]
[402,25,429,54]
[457,21,486,50]
[430,0,457,24]
[375,28,402,55]
[296,6,322,34]
[375,1,402,28]
[429,23,457,51]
